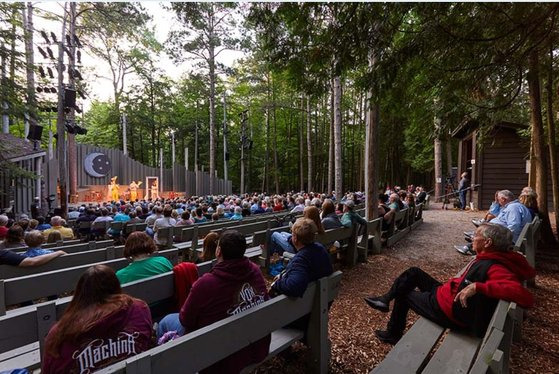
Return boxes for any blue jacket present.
[490,200,532,242]
[271,242,333,298]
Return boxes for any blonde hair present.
[291,218,318,245]
[25,230,44,248]
[519,191,538,211]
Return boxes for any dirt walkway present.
[255,205,559,373]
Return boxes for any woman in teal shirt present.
[116,231,173,284]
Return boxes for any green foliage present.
[77,100,119,148]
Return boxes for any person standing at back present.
[458,172,470,210]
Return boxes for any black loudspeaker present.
[27,124,43,141]
[64,88,76,108]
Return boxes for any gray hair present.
[234,206,242,214]
[497,190,515,201]
[479,223,513,252]
[50,215,62,226]
[0,215,8,225]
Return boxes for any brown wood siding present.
[479,127,554,210]
[480,128,529,209]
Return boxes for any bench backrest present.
[0,261,215,359]
[123,223,148,235]
[0,245,125,279]
[357,218,382,255]
[0,248,179,315]
[97,271,343,374]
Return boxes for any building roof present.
[451,119,526,139]
[0,132,46,162]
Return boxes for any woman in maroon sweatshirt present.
[42,264,153,374]
[365,223,535,344]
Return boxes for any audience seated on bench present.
[116,232,173,285]
[367,223,535,372]
[42,264,152,374]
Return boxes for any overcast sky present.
[32,1,246,110]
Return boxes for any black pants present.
[385,267,458,336]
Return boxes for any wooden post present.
[37,302,57,358]
[307,277,329,374]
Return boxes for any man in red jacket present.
[365,223,535,344]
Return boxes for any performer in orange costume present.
[129,180,142,201]
[109,176,119,201]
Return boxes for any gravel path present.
[254,204,559,373]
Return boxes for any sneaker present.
[364,297,390,313]
[454,245,475,256]
[375,330,401,345]
[471,219,485,227]
[463,231,474,238]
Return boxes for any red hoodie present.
[42,299,152,374]
[179,257,270,374]
[436,250,535,326]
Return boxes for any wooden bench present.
[357,218,383,257]
[13,239,114,256]
[97,271,343,374]
[0,248,179,315]
[371,299,522,374]
[513,216,540,285]
[372,245,529,374]
[0,261,215,371]
[0,245,129,279]
[386,208,410,246]
[123,222,148,237]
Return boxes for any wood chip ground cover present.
[253,204,559,373]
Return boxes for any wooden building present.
[0,133,46,216]
[452,120,553,210]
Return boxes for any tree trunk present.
[547,42,559,241]
[434,105,443,202]
[446,135,453,178]
[365,53,379,221]
[22,2,37,138]
[208,40,216,195]
[1,41,8,133]
[150,79,156,167]
[299,97,304,192]
[333,76,343,199]
[262,107,269,193]
[306,95,313,192]
[527,50,555,245]
[56,5,68,218]
[328,79,334,195]
[272,86,279,194]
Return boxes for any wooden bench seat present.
[97,271,343,374]
[371,300,521,374]
[0,248,179,315]
[1,245,126,279]
[0,261,215,371]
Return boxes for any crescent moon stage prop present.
[84,152,112,178]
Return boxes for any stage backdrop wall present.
[43,144,232,199]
